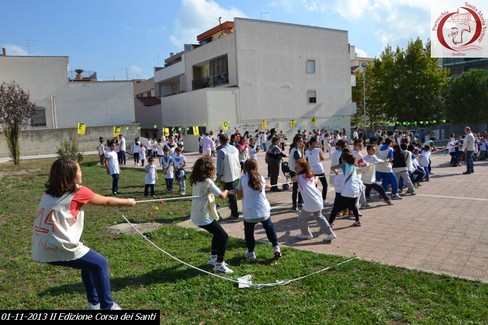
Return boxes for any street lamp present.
[361,62,369,140]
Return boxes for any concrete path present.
[179,150,488,283]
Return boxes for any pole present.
[361,62,368,141]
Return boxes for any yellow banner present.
[113,126,121,137]
[77,122,86,135]
[310,116,316,125]
[290,119,296,128]
[163,128,170,136]
[261,119,267,128]
[193,126,199,135]
[222,121,229,131]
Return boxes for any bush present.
[57,134,83,162]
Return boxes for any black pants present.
[329,194,359,224]
[290,172,303,208]
[268,158,281,191]
[200,220,229,263]
[315,173,328,201]
[144,184,155,197]
[364,183,389,202]
[244,219,278,252]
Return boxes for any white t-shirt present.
[32,186,95,262]
[296,174,323,213]
[419,150,431,167]
[105,150,120,175]
[145,165,157,185]
[305,147,325,174]
[362,154,383,184]
[190,179,222,226]
[237,174,270,222]
[375,145,393,173]
[161,155,174,179]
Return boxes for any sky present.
[0,0,431,81]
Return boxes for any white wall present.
[234,18,353,127]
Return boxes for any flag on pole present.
[113,126,121,137]
[290,119,296,128]
[310,116,316,125]
[261,119,267,128]
[77,122,86,135]
[222,121,229,131]
[193,126,199,135]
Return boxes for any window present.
[306,60,315,73]
[307,90,317,104]
[31,108,47,127]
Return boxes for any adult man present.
[216,133,241,220]
[201,131,215,156]
[462,127,476,174]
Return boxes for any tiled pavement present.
[178,150,488,283]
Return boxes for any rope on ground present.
[116,208,357,289]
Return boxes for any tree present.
[0,81,38,165]
[442,69,488,124]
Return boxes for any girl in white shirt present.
[237,159,281,259]
[304,136,329,204]
[293,158,336,242]
[189,156,232,274]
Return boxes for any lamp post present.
[361,62,369,140]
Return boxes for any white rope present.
[116,209,357,289]
[135,195,199,203]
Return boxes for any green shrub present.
[56,133,83,162]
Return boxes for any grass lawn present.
[0,155,487,324]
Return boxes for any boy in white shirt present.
[173,147,187,195]
[161,147,174,192]
[104,140,120,195]
[362,145,393,205]
[144,157,158,198]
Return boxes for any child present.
[293,158,337,242]
[139,144,147,167]
[288,134,305,211]
[419,144,431,181]
[362,145,393,205]
[32,158,136,310]
[144,157,158,198]
[237,159,281,259]
[97,137,105,166]
[173,146,187,195]
[330,152,362,227]
[304,136,329,205]
[161,146,174,193]
[190,156,232,274]
[104,140,120,195]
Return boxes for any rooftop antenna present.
[27,39,37,55]
[218,17,223,37]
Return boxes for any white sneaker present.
[324,232,337,242]
[86,302,100,310]
[273,245,282,258]
[244,251,256,260]
[109,302,122,310]
[296,233,313,240]
[213,262,234,274]
[207,255,218,266]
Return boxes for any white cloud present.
[170,0,247,49]
[355,47,368,58]
[2,44,28,56]
[128,65,147,79]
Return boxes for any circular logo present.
[437,6,483,52]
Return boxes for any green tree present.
[0,81,38,165]
[442,69,488,124]
[376,39,449,124]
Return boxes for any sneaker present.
[109,302,122,310]
[291,206,299,212]
[324,232,337,242]
[207,255,218,266]
[273,245,282,258]
[391,194,403,200]
[296,233,313,240]
[360,203,371,209]
[352,221,362,227]
[385,200,393,205]
[213,262,234,274]
[152,195,156,199]
[112,191,117,196]
[244,251,257,260]
[180,191,186,195]
[86,302,100,310]
[323,200,332,206]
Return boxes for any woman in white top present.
[293,158,336,242]
[304,136,329,204]
[237,159,281,259]
[189,156,232,274]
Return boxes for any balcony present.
[192,73,229,90]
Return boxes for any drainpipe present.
[51,96,57,129]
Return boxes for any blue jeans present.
[244,218,278,252]
[49,250,114,309]
[111,173,119,193]
[223,181,238,218]
[120,151,126,165]
[465,151,474,173]
[376,171,398,195]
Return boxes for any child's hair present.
[353,139,363,147]
[45,159,79,197]
[340,152,355,165]
[336,139,346,149]
[308,136,318,145]
[190,156,215,185]
[148,157,154,164]
[376,136,384,146]
[392,144,401,152]
[243,159,262,191]
[163,146,169,152]
[423,144,431,151]
[366,144,375,152]
[295,158,314,178]
[175,146,182,153]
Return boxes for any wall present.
[0,125,140,158]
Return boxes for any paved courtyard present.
[179,149,488,283]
